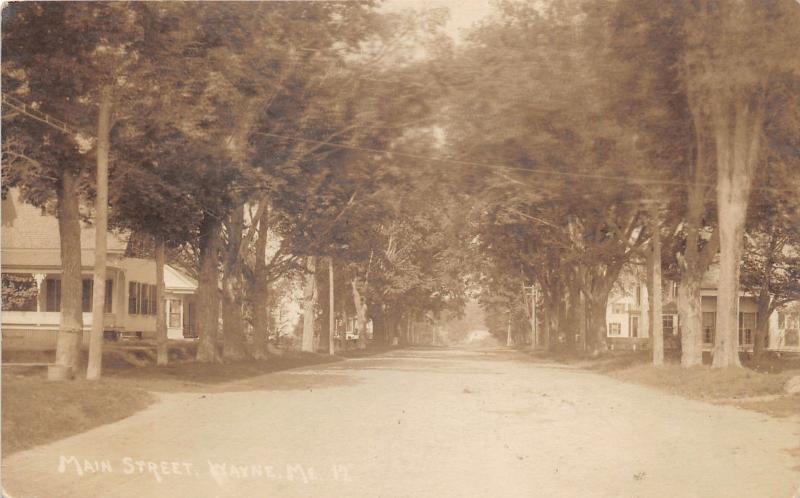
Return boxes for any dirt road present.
[3,348,799,498]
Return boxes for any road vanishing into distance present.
[3,348,799,498]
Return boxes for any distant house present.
[604,268,651,350]
[1,189,197,350]
[605,263,800,352]
[163,265,198,340]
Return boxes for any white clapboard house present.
[605,263,800,352]
[1,189,197,350]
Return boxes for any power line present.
[6,91,796,197]
[254,131,723,191]
[1,92,90,137]
[256,131,800,196]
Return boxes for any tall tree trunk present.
[319,269,330,352]
[557,294,567,350]
[328,258,335,355]
[584,269,619,354]
[352,279,368,350]
[712,98,762,368]
[578,290,587,351]
[752,231,778,360]
[646,250,654,342]
[528,286,537,349]
[677,276,703,366]
[753,289,771,360]
[155,237,168,366]
[222,203,247,361]
[541,297,551,351]
[677,211,705,367]
[371,311,385,345]
[388,312,399,345]
[301,257,317,353]
[86,85,112,380]
[49,171,83,381]
[584,275,616,355]
[678,86,714,368]
[714,202,745,368]
[196,215,222,363]
[565,279,580,350]
[251,205,270,359]
[506,313,513,347]
[650,211,664,366]
[586,299,606,354]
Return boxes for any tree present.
[2,2,148,379]
[440,0,660,354]
[680,1,800,367]
[742,83,800,359]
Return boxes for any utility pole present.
[524,284,538,349]
[531,285,537,349]
[329,257,335,356]
[86,86,112,380]
[506,311,513,347]
[650,204,664,366]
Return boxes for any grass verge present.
[1,375,154,456]
[2,348,356,457]
[528,349,800,418]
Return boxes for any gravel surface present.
[3,348,799,498]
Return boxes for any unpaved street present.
[3,348,799,498]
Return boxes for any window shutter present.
[128,282,138,315]
[105,279,113,313]
[82,279,93,312]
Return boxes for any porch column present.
[33,273,46,312]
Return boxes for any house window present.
[168,299,182,328]
[608,323,621,336]
[185,301,196,337]
[1,273,38,311]
[82,279,92,312]
[630,315,639,338]
[635,285,641,307]
[662,315,674,336]
[612,303,625,314]
[45,278,61,312]
[778,312,786,329]
[106,280,114,313]
[702,312,715,344]
[786,329,799,347]
[739,312,756,345]
[129,282,140,314]
[787,313,799,330]
[141,283,150,315]
[129,282,157,316]
[82,279,113,313]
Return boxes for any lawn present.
[528,349,800,418]
[1,349,347,456]
[2,373,154,455]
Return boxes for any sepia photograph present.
[1,1,799,497]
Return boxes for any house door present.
[185,301,197,338]
[631,316,639,338]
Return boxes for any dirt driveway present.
[3,348,799,498]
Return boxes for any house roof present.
[165,265,197,293]
[1,248,128,271]
[700,263,721,289]
[1,189,128,262]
